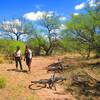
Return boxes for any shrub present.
[0,55,4,64]
[0,39,25,56]
[0,76,6,88]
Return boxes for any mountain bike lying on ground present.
[47,59,65,73]
[29,72,66,90]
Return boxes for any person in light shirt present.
[14,46,23,70]
[24,45,32,72]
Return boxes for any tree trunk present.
[16,35,19,41]
[34,47,41,56]
[86,45,91,60]
[45,49,50,56]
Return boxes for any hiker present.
[14,46,23,70]
[24,45,32,72]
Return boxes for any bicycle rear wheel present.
[29,83,46,90]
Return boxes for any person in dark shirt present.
[24,45,32,72]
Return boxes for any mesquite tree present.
[0,19,32,41]
[65,0,100,58]
[39,13,61,55]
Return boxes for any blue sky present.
[0,0,96,22]
[0,0,89,21]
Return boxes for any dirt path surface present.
[0,56,75,100]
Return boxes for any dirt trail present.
[0,56,75,100]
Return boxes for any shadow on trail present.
[89,62,100,68]
[54,91,66,95]
[7,69,28,73]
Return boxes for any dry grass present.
[0,55,76,100]
[0,53,99,100]
[0,75,6,89]
[0,54,5,64]
[63,56,100,100]
[0,53,14,64]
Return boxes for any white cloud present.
[3,21,12,24]
[13,19,21,26]
[2,19,22,33]
[23,11,67,23]
[46,11,54,17]
[73,13,79,16]
[3,19,21,26]
[23,11,56,21]
[75,0,97,10]
[12,28,17,33]
[88,0,96,7]
[75,2,85,10]
[59,17,66,21]
[60,24,66,30]
[23,11,45,21]
[23,10,67,22]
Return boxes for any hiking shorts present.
[26,57,32,66]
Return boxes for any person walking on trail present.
[24,45,32,72]
[14,46,23,70]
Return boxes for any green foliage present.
[0,55,4,64]
[65,3,100,58]
[27,35,46,56]
[26,13,62,55]
[94,35,100,57]
[39,13,61,55]
[59,31,76,52]
[0,39,25,56]
[0,76,6,89]
[0,2,99,56]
